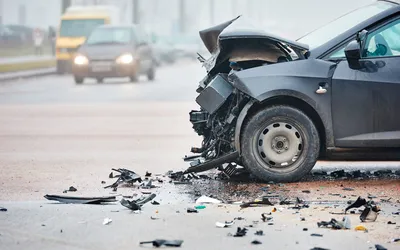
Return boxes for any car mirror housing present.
[345,40,362,70]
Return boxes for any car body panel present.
[332,56,400,147]
[230,59,336,148]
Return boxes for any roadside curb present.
[0,67,56,82]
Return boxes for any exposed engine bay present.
[184,16,308,175]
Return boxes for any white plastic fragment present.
[215,221,235,228]
[103,218,112,225]
[196,195,222,204]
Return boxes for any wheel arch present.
[235,94,328,158]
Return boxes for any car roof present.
[309,0,400,58]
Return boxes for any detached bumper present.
[72,61,138,78]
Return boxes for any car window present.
[297,1,394,50]
[60,19,104,38]
[86,27,133,45]
[363,18,400,58]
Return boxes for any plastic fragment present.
[311,233,323,237]
[388,221,396,225]
[196,195,221,204]
[261,213,273,222]
[0,207,7,212]
[255,230,264,236]
[68,186,77,192]
[233,227,247,237]
[375,244,388,250]
[251,240,262,245]
[187,208,198,213]
[355,225,368,232]
[272,207,277,212]
[140,239,183,247]
[103,218,112,225]
[195,205,206,209]
[216,221,234,228]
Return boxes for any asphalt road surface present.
[0,61,399,250]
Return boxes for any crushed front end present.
[185,73,250,174]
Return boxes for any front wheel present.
[74,76,84,84]
[147,66,155,81]
[241,105,320,183]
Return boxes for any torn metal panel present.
[104,168,142,189]
[120,193,156,211]
[44,195,116,204]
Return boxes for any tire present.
[241,105,319,183]
[56,61,65,75]
[130,74,138,82]
[96,78,104,83]
[74,76,84,84]
[147,66,155,81]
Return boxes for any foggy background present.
[0,0,376,40]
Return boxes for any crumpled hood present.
[199,16,309,54]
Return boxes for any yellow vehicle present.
[56,5,120,74]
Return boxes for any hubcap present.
[257,122,303,168]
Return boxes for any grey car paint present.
[230,59,336,150]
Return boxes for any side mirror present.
[345,40,362,70]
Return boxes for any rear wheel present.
[74,76,84,84]
[241,105,319,182]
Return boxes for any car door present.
[331,16,400,147]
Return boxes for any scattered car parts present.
[120,193,156,211]
[104,168,142,189]
[44,195,117,204]
[140,239,184,248]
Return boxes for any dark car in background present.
[186,0,400,182]
[72,24,156,84]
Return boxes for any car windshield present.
[297,1,395,49]
[60,19,104,38]
[86,27,133,45]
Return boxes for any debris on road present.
[103,218,112,225]
[387,221,396,225]
[345,196,380,222]
[255,230,264,236]
[145,171,152,178]
[44,195,117,204]
[104,168,142,189]
[109,172,114,178]
[360,203,380,222]
[261,213,273,222]
[375,244,388,250]
[216,221,234,228]
[196,195,221,204]
[240,197,273,208]
[120,193,156,211]
[140,239,184,248]
[0,207,7,212]
[251,240,262,245]
[310,233,323,237]
[194,205,206,210]
[232,227,248,237]
[151,200,160,205]
[302,190,311,194]
[68,186,77,192]
[187,208,198,213]
[354,225,368,232]
[317,217,351,230]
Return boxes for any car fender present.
[232,59,337,152]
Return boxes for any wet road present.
[0,61,399,250]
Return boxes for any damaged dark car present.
[186,0,400,182]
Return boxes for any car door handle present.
[316,86,327,94]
